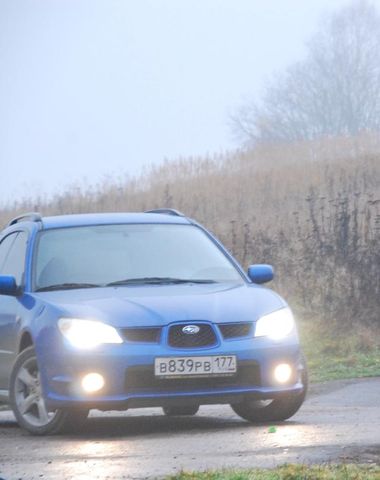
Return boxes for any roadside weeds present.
[165,463,380,480]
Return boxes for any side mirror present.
[0,275,19,296]
[247,264,274,284]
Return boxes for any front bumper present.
[38,335,305,411]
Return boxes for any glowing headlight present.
[255,308,295,340]
[58,318,123,349]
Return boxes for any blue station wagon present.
[0,210,307,434]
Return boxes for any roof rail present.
[144,208,185,217]
[7,212,42,227]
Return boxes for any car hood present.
[34,283,286,327]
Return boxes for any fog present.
[0,0,364,204]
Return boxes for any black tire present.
[231,355,308,423]
[10,346,88,435]
[163,405,199,416]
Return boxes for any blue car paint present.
[247,264,274,284]
[0,212,303,411]
[0,275,18,295]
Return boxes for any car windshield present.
[33,224,244,290]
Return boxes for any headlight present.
[58,318,123,349]
[255,308,295,340]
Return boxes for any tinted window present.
[0,233,17,271]
[1,232,28,285]
[34,224,243,289]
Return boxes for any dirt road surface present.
[0,377,379,479]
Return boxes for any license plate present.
[154,355,237,377]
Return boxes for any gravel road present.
[0,377,379,479]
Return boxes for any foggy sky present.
[0,0,370,205]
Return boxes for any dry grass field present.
[1,133,379,376]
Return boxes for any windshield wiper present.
[107,277,217,286]
[35,283,101,292]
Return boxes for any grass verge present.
[167,464,380,480]
[306,348,380,383]
[298,320,380,383]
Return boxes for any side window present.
[1,232,28,285]
[0,233,18,271]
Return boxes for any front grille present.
[121,327,161,343]
[219,322,253,339]
[168,323,217,348]
[125,361,261,392]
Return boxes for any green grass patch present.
[167,464,380,480]
[298,320,380,383]
[306,349,380,383]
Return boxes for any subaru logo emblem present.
[182,325,200,335]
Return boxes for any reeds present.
[1,133,379,329]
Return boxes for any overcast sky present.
[0,0,374,205]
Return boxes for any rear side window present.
[0,233,18,271]
[0,232,28,285]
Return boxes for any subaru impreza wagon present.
[0,209,307,435]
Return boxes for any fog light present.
[81,373,105,393]
[274,363,292,383]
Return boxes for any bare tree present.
[232,0,380,144]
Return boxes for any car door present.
[0,231,28,391]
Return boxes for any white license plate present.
[154,355,237,377]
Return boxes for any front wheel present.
[231,356,308,423]
[10,346,88,435]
